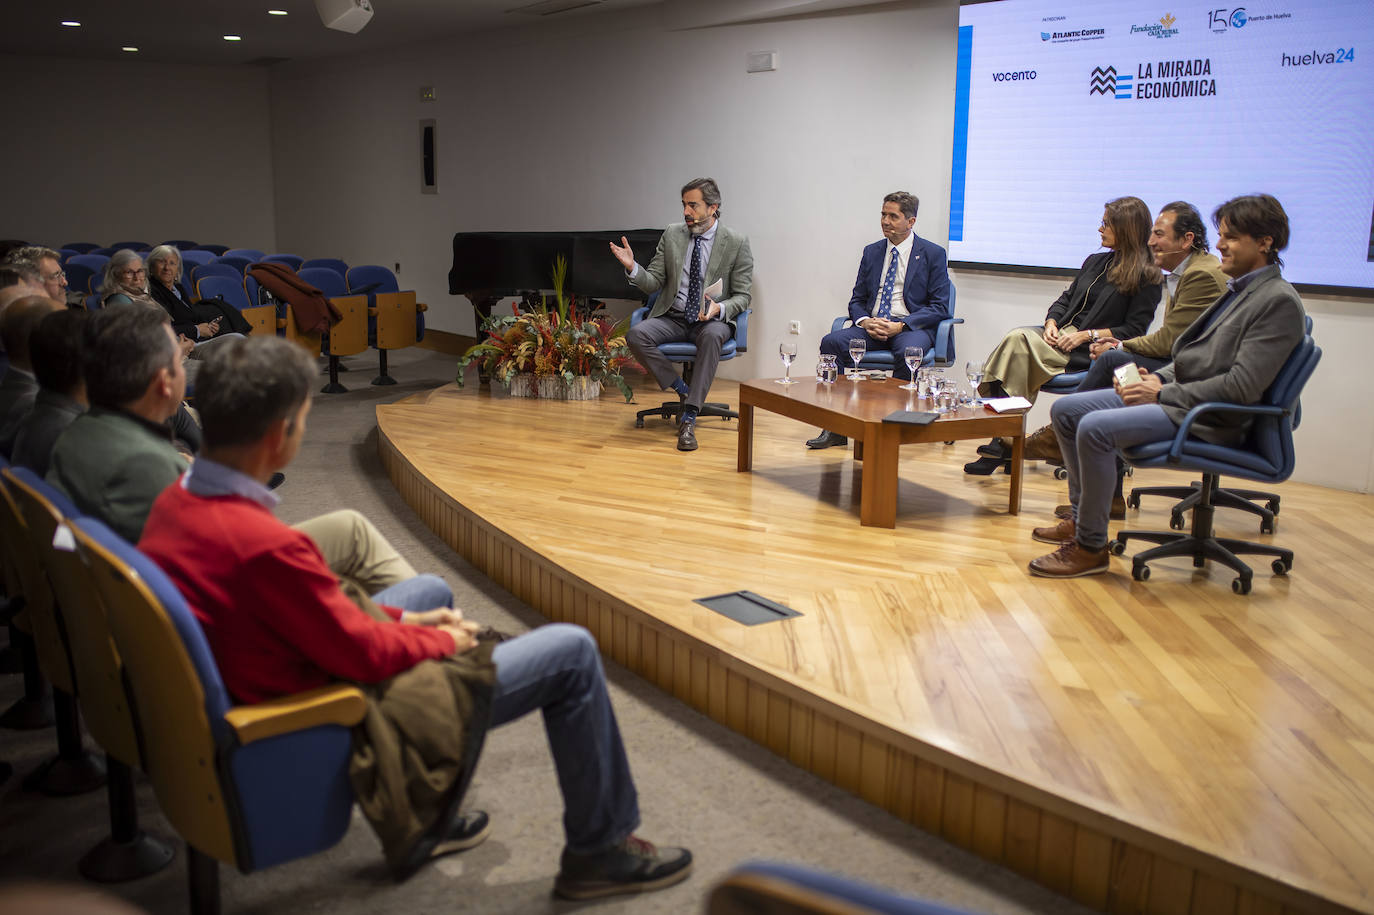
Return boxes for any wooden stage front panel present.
[377,378,1374,915]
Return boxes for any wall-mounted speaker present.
[420,119,437,194]
[315,0,374,33]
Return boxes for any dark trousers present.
[819,324,935,380]
[1074,347,1171,392]
[626,312,733,411]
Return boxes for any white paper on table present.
[983,396,1032,413]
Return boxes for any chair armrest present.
[417,301,428,313]
[932,316,963,366]
[733,308,751,352]
[630,306,648,326]
[830,316,851,334]
[1166,401,1289,462]
[224,684,367,745]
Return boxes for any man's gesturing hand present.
[609,236,635,272]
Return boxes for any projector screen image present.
[949,0,1374,291]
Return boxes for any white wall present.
[0,55,276,250]
[267,1,959,355]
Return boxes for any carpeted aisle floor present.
[0,348,1091,915]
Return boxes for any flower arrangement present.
[456,255,639,401]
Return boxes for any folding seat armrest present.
[224,684,367,745]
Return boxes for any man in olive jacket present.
[611,177,753,452]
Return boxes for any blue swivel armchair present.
[74,517,367,915]
[830,281,961,373]
[630,293,752,428]
[1109,335,1321,594]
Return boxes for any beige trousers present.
[294,509,416,596]
[979,325,1071,404]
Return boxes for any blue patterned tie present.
[876,247,900,319]
[684,236,704,322]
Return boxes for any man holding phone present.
[1027,195,1305,579]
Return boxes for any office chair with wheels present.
[1110,335,1321,594]
[630,294,751,428]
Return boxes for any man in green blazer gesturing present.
[611,177,753,452]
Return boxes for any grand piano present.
[448,229,665,327]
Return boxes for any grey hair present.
[681,177,722,216]
[144,245,184,283]
[100,249,147,298]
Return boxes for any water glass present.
[900,346,923,390]
[777,342,798,384]
[965,360,985,405]
[847,337,867,380]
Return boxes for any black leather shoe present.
[555,835,693,900]
[976,437,1009,458]
[677,421,698,452]
[805,430,848,449]
[963,455,1010,475]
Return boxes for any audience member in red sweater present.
[138,336,691,900]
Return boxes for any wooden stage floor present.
[377,377,1374,915]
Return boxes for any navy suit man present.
[807,191,951,449]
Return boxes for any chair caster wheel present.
[1127,493,1140,509]
[1053,466,1067,481]
[1272,558,1291,575]
[1109,540,1126,556]
[1132,563,1150,581]
[1267,500,1280,515]
[634,418,644,428]
[1169,513,1186,531]
[1259,519,1275,535]
[1193,555,1206,568]
[1232,577,1252,595]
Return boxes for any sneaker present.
[553,835,693,900]
[392,810,491,882]
[1028,541,1111,578]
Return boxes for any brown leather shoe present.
[1028,541,1111,578]
[1022,425,1063,463]
[1054,496,1127,521]
[1031,517,1076,544]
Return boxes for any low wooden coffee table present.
[737,377,1027,528]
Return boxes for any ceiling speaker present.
[315,0,374,33]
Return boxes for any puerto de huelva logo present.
[1092,59,1216,99]
[1132,13,1180,39]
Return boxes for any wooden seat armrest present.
[276,317,288,329]
[224,684,367,745]
[368,306,378,316]
[417,301,428,312]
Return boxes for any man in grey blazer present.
[611,177,753,451]
[1028,194,1306,579]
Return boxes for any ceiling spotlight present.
[268,9,289,14]
[122,46,139,52]
[61,20,81,27]
[223,34,243,41]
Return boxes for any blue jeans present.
[1050,391,1178,550]
[373,578,639,855]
